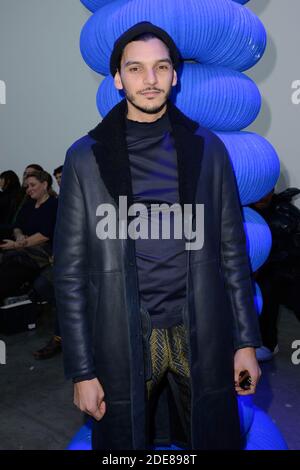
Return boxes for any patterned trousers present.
[144,320,191,444]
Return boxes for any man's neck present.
[126,102,167,123]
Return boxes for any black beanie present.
[109,21,181,77]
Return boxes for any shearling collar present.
[88,99,204,211]
[89,99,199,142]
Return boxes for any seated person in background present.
[14,164,57,224]
[0,171,22,236]
[0,170,58,304]
[53,165,63,188]
[32,167,77,358]
[22,164,44,186]
[252,187,300,361]
[34,167,64,359]
[12,164,45,224]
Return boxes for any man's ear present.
[114,71,123,91]
[172,69,178,87]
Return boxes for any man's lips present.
[140,90,161,97]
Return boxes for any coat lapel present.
[168,102,204,210]
[89,100,134,208]
[88,99,204,211]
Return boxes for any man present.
[54,22,261,450]
[53,165,63,188]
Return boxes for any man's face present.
[114,37,177,119]
[55,172,62,187]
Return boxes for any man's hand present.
[74,378,106,421]
[0,239,15,250]
[234,347,261,395]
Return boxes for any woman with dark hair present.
[0,170,22,225]
[22,164,56,195]
[0,170,58,303]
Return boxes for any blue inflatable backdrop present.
[67,406,288,450]
[80,0,252,12]
[243,206,272,272]
[216,131,280,205]
[254,282,263,315]
[80,0,266,75]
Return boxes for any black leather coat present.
[53,100,261,450]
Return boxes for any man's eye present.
[158,65,169,71]
[129,67,141,72]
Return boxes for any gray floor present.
[0,305,299,450]
[253,307,300,450]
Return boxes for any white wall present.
[0,0,101,192]
[245,0,300,205]
[0,0,299,198]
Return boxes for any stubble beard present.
[125,87,172,115]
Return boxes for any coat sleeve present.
[220,144,262,350]
[53,147,95,380]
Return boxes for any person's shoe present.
[256,344,279,362]
[33,336,62,360]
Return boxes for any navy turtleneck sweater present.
[126,112,187,328]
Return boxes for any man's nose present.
[143,68,158,85]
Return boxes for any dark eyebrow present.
[156,59,172,65]
[124,61,143,68]
[124,58,172,68]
